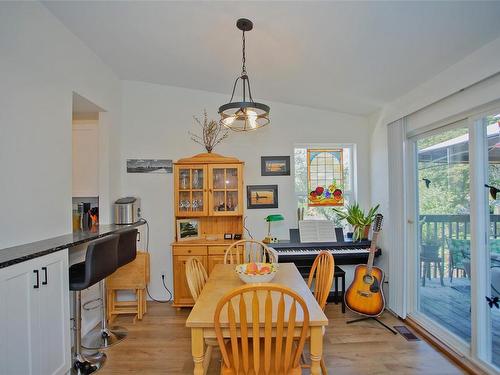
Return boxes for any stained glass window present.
[307,149,344,206]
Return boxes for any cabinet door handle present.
[137,231,141,242]
[42,267,48,285]
[33,270,39,289]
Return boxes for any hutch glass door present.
[176,165,207,216]
[209,165,241,215]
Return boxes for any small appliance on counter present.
[114,197,141,224]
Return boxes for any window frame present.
[294,143,357,220]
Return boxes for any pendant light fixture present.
[219,18,270,132]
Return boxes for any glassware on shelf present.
[180,170,189,189]
[226,191,238,211]
[192,170,199,189]
[179,199,191,210]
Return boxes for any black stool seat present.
[80,229,138,352]
[69,234,119,291]
[117,228,138,268]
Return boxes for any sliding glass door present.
[484,114,500,368]
[415,125,471,343]
[409,112,500,372]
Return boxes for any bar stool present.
[82,228,138,350]
[69,234,119,374]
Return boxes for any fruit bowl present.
[235,262,278,284]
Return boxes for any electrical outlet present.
[160,271,167,279]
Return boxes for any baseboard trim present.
[404,316,487,375]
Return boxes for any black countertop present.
[0,220,145,269]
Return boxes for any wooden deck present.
[420,277,500,367]
[97,301,464,374]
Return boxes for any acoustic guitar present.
[344,214,385,317]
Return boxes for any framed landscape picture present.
[247,185,278,209]
[127,159,173,174]
[261,156,290,176]
[176,219,200,241]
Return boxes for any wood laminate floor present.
[97,302,464,374]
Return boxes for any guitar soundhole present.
[363,274,374,284]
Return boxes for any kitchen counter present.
[0,220,145,268]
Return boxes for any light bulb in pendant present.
[247,109,257,129]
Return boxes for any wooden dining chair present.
[307,250,335,310]
[185,257,214,375]
[304,250,334,374]
[214,283,309,375]
[186,257,209,301]
[224,239,278,265]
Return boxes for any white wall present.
[120,80,372,298]
[0,2,122,248]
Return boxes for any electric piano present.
[269,229,382,277]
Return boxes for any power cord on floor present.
[141,218,172,303]
[243,215,253,239]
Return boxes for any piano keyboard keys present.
[272,248,370,256]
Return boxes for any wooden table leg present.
[310,326,324,375]
[191,327,205,375]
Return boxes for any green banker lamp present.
[263,214,284,244]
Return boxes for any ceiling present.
[44,1,500,116]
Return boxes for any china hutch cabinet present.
[171,153,244,307]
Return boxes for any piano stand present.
[346,315,398,335]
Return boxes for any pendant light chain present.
[218,18,270,131]
[241,30,247,75]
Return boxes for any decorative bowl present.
[235,262,278,284]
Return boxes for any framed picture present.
[176,219,200,241]
[127,159,172,174]
[261,156,290,176]
[247,185,278,209]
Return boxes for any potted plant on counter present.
[333,203,380,241]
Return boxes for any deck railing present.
[419,214,500,245]
[419,214,500,277]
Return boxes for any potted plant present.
[333,203,380,241]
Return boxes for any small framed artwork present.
[261,156,290,176]
[247,185,278,209]
[176,219,200,241]
[127,159,173,174]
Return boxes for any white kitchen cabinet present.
[0,250,71,375]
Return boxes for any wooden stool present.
[106,251,150,323]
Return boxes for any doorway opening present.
[72,92,105,231]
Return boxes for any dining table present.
[185,263,329,375]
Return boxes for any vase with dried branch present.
[189,110,229,153]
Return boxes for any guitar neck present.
[366,231,379,273]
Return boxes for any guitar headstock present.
[373,214,383,233]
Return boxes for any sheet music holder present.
[298,220,336,243]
